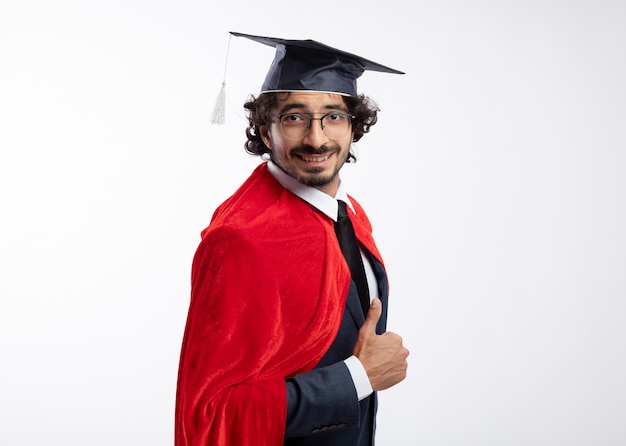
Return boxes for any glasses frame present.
[272,112,355,139]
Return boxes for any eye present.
[281,113,306,125]
[325,113,347,124]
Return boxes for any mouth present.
[298,152,333,163]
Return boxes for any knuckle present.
[393,333,403,343]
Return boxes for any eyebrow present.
[278,102,348,114]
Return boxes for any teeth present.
[301,154,330,162]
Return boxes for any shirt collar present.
[267,161,354,221]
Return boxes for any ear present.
[260,125,272,150]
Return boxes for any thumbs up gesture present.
[353,298,409,391]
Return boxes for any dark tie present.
[334,200,370,316]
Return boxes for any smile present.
[299,153,332,163]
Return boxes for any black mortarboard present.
[230,31,404,96]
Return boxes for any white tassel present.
[210,35,231,125]
[210,82,226,125]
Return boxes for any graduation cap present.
[231,31,404,96]
[210,32,404,124]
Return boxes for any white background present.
[1,1,625,445]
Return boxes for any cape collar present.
[267,161,355,222]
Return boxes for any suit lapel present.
[344,251,388,329]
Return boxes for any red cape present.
[175,163,383,445]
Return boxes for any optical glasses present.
[272,112,355,139]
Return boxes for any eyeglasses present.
[272,112,355,139]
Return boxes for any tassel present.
[210,34,231,125]
[210,82,226,124]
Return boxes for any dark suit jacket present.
[284,252,389,446]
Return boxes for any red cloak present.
[175,163,383,445]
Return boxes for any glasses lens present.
[321,113,351,138]
[279,113,309,138]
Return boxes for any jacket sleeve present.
[284,362,361,438]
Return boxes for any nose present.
[302,118,330,147]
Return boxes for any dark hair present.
[243,92,380,162]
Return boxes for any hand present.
[353,298,409,391]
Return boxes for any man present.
[175,32,409,446]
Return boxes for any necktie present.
[334,200,370,316]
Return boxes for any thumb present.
[362,298,382,332]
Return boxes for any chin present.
[299,172,335,189]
